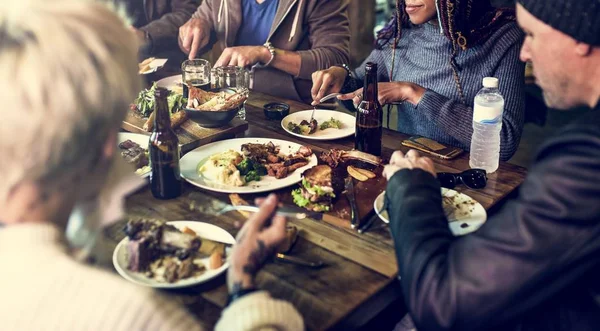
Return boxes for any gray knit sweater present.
[348,21,525,161]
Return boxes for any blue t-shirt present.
[235,0,279,46]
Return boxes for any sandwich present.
[292,165,343,212]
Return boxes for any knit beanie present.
[518,0,600,46]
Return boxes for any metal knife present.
[344,177,360,229]
[275,253,325,268]
[217,204,351,229]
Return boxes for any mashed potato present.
[198,150,245,186]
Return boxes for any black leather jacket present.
[385,107,600,331]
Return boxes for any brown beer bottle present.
[355,62,383,156]
[149,87,182,199]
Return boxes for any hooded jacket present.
[385,106,600,330]
[134,0,198,57]
[192,0,350,103]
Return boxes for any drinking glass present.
[182,59,211,98]
[211,66,251,120]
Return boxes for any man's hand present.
[227,194,287,293]
[179,18,210,60]
[214,46,271,68]
[311,66,348,105]
[383,150,436,180]
[337,82,427,106]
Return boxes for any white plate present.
[156,74,181,91]
[281,109,355,141]
[113,221,235,288]
[180,138,317,194]
[374,189,487,236]
[118,132,151,178]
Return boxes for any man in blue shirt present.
[178,0,350,103]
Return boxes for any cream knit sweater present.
[0,223,304,331]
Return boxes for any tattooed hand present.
[227,194,287,293]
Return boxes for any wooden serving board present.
[212,161,387,231]
[122,111,248,154]
[278,163,387,230]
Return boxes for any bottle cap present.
[482,77,499,88]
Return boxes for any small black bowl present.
[263,102,290,120]
[184,88,243,128]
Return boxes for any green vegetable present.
[237,158,268,182]
[292,189,330,211]
[134,82,187,117]
[301,179,335,198]
[287,122,311,135]
[245,170,262,183]
[236,158,253,176]
[319,117,342,130]
[292,188,310,207]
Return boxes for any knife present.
[275,253,325,268]
[344,177,360,229]
[218,204,351,229]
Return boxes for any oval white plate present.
[156,74,181,91]
[180,138,318,194]
[118,132,151,178]
[281,109,355,141]
[374,189,487,236]
[113,221,235,288]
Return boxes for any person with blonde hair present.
[0,1,303,330]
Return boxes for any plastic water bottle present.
[469,77,504,173]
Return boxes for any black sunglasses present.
[437,169,487,189]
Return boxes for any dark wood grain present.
[116,91,528,330]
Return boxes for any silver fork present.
[216,204,319,220]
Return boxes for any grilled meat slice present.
[297,145,313,157]
[319,149,382,168]
[287,161,308,172]
[119,140,149,168]
[283,154,307,167]
[240,142,279,161]
[267,153,281,164]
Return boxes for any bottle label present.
[473,104,503,124]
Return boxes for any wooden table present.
[112,92,527,330]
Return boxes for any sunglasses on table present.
[437,169,487,189]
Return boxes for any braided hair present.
[376,0,515,103]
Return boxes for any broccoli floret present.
[236,158,253,175]
[245,170,262,182]
[255,163,267,176]
[319,117,342,130]
[287,122,311,135]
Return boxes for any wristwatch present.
[334,64,357,93]
[258,42,276,68]
[226,287,257,306]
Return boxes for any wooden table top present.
[113,91,527,330]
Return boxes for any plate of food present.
[156,74,183,94]
[180,138,317,194]
[281,109,355,140]
[113,219,234,288]
[184,85,247,128]
[118,132,151,177]
[374,189,487,236]
[131,82,188,132]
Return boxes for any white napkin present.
[139,58,168,75]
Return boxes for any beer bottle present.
[355,62,383,156]
[149,87,182,199]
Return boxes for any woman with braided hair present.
[312,0,525,161]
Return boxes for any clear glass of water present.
[181,59,211,97]
[211,66,251,120]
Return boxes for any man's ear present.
[575,42,592,56]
